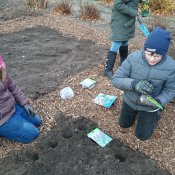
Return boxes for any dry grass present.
[80,3,100,21]
[53,0,72,15]
[150,0,175,15]
[25,0,48,9]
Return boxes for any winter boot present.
[119,45,128,65]
[104,50,117,80]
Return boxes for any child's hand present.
[132,80,153,95]
[138,8,142,14]
[0,54,6,70]
[24,104,35,117]
[136,15,143,24]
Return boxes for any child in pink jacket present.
[0,54,41,143]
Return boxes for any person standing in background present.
[104,0,142,80]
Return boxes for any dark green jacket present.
[110,0,142,42]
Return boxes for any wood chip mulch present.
[0,13,175,175]
[33,64,175,175]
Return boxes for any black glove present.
[23,104,35,117]
[132,80,153,95]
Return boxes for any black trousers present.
[119,101,160,140]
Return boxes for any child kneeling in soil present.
[0,54,41,143]
[112,27,175,140]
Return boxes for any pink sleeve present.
[7,74,28,106]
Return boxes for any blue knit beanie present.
[144,27,171,56]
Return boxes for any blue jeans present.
[110,41,128,52]
[119,101,159,140]
[0,104,41,143]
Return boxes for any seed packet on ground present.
[80,78,96,89]
[87,128,113,147]
[92,93,117,108]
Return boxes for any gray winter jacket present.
[110,0,142,42]
[112,50,175,111]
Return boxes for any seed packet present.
[146,95,163,110]
[87,128,113,147]
[80,78,96,89]
[92,93,117,108]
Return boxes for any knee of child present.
[23,128,39,143]
[31,127,40,138]
[135,132,151,141]
[118,121,132,128]
[22,122,40,143]
[118,116,134,128]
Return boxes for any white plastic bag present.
[60,87,74,99]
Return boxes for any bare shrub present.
[25,0,48,9]
[150,0,175,15]
[53,0,72,15]
[80,3,100,21]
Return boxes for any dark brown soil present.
[1,27,106,99]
